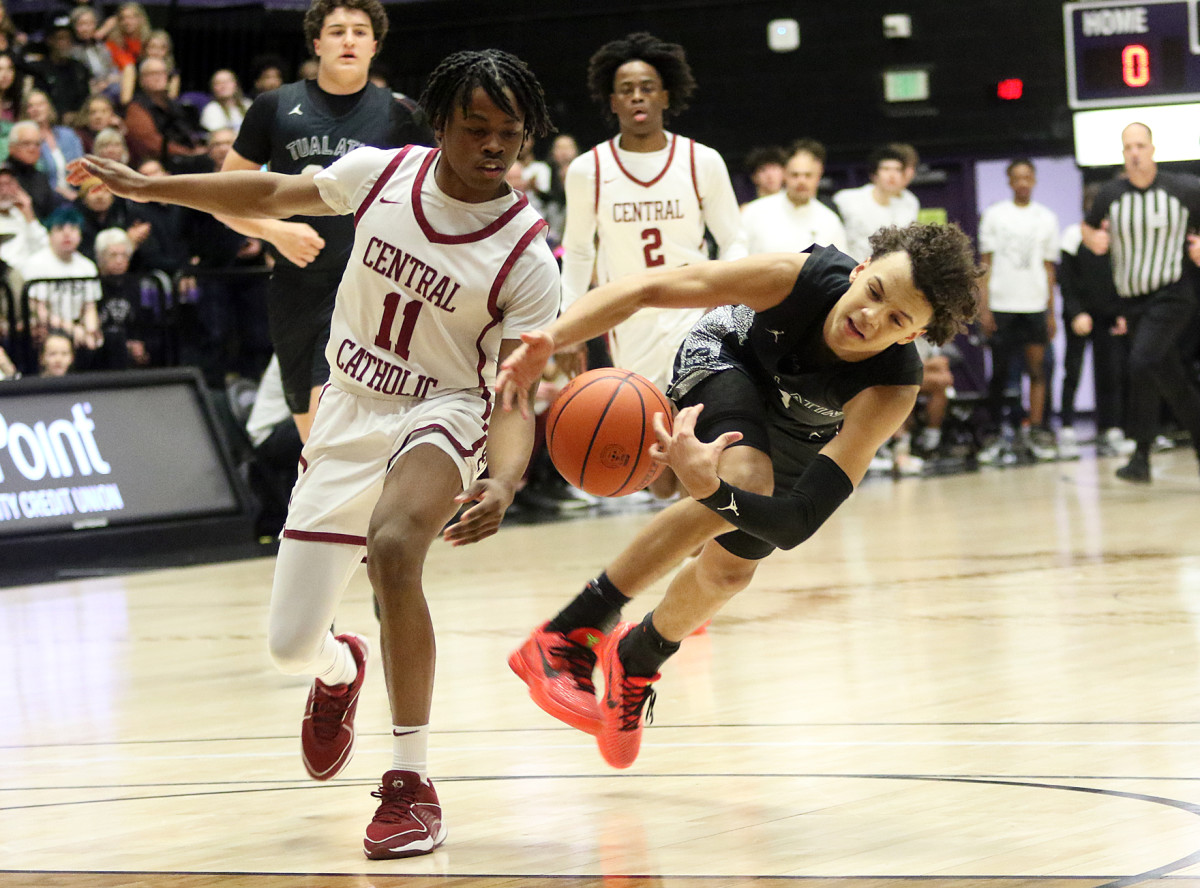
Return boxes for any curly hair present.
[302,0,388,56]
[586,32,696,124]
[420,49,554,141]
[868,223,983,346]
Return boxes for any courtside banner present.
[0,369,241,538]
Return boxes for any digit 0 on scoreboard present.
[1064,0,1200,108]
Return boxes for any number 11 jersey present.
[313,145,560,402]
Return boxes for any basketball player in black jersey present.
[217,0,434,440]
[498,224,981,769]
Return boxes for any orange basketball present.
[545,368,673,497]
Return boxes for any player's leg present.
[595,537,764,768]
[361,442,463,860]
[510,367,773,733]
[268,537,369,781]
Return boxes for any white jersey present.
[832,183,919,262]
[560,132,746,307]
[560,133,745,385]
[314,145,560,401]
[740,191,847,255]
[978,198,1060,313]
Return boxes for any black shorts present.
[990,310,1049,349]
[266,270,341,414]
[673,367,822,561]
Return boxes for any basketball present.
[545,368,673,497]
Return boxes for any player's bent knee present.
[268,630,326,675]
[718,449,774,496]
[696,545,759,598]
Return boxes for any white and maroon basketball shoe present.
[300,632,368,780]
[363,769,447,859]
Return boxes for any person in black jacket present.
[1058,182,1132,459]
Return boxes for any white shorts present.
[608,306,704,392]
[282,384,488,546]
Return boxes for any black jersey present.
[233,79,435,277]
[671,244,923,445]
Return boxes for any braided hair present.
[420,49,554,141]
[586,32,697,124]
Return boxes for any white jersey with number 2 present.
[560,132,745,389]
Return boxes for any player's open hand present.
[66,155,150,202]
[442,477,515,546]
[496,330,555,418]
[272,222,326,267]
[650,404,742,500]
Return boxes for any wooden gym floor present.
[2,446,1200,888]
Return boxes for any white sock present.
[315,635,358,687]
[391,724,430,780]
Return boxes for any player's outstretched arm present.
[211,147,327,267]
[67,155,336,220]
[498,253,808,418]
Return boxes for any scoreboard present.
[1064,0,1200,108]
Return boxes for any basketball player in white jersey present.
[560,32,745,494]
[71,49,558,860]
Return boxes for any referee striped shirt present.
[1086,171,1200,299]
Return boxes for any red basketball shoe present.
[596,622,658,769]
[363,769,447,859]
[300,632,368,781]
[508,623,604,734]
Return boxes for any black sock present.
[547,571,630,635]
[1134,441,1151,462]
[617,612,681,677]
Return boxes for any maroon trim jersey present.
[313,145,560,401]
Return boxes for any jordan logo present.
[289,103,303,116]
[717,494,739,517]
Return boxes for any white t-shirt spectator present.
[21,247,101,325]
[832,183,919,262]
[740,191,847,255]
[978,199,1060,313]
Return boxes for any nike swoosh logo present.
[603,662,621,710]
[537,645,558,678]
[393,729,418,736]
[379,197,404,205]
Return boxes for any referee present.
[1082,122,1200,483]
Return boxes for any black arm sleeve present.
[696,454,854,550]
